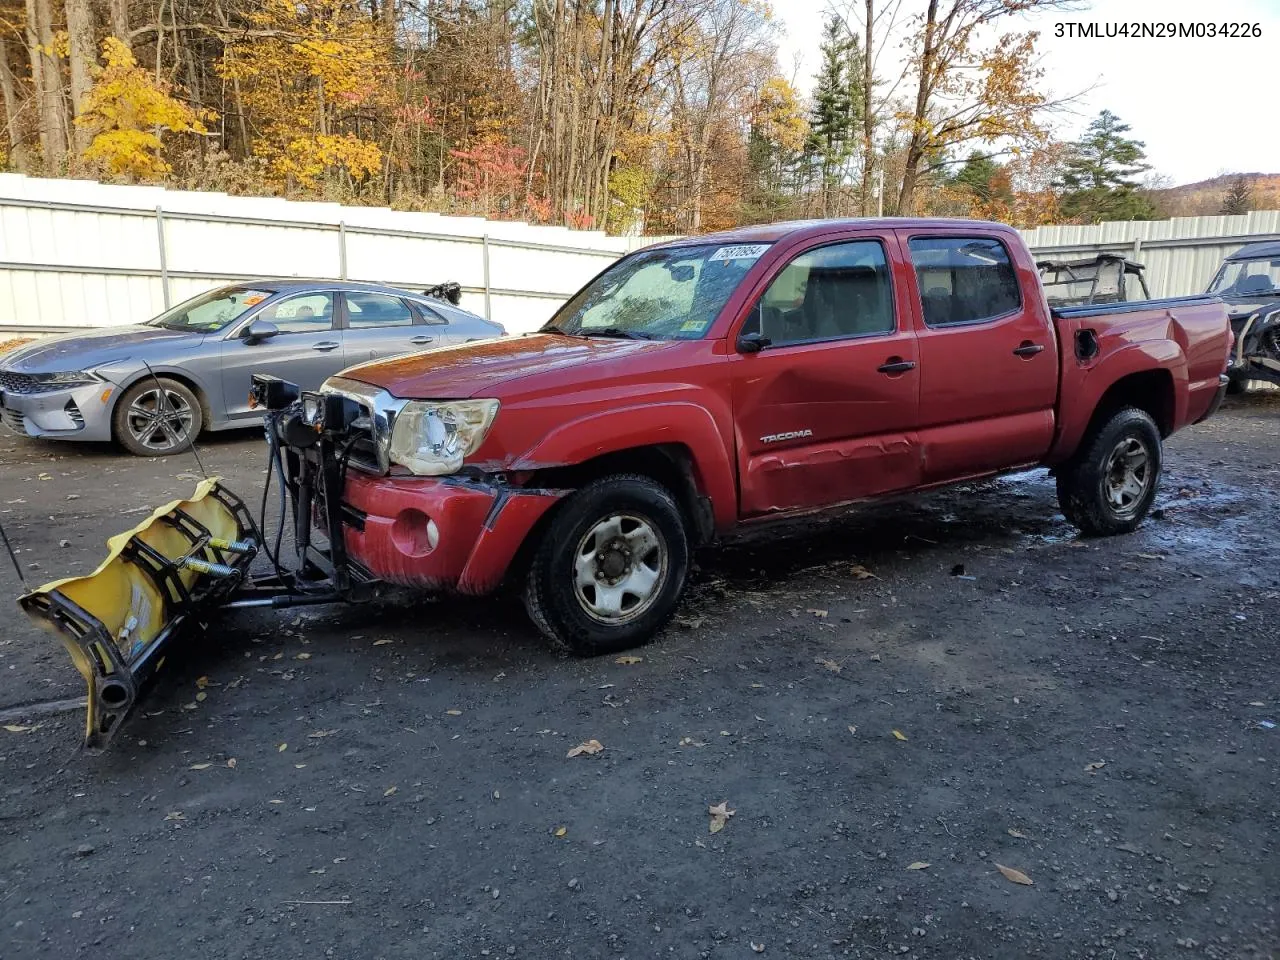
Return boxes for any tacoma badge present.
[760,429,813,443]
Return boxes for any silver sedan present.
[0,279,505,456]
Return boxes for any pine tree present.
[1220,175,1253,216]
[805,16,863,214]
[1058,110,1159,223]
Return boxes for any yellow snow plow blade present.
[18,479,256,751]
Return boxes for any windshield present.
[543,242,771,340]
[146,287,275,332]
[1208,258,1280,298]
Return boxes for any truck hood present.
[1,325,202,373]
[340,333,679,398]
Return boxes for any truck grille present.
[343,414,381,473]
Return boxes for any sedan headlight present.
[388,399,500,476]
[32,371,102,387]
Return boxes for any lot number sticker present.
[709,244,769,263]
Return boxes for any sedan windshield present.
[1207,258,1280,298]
[147,287,275,332]
[543,242,771,340]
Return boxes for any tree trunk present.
[897,0,939,216]
[25,0,67,171]
[65,0,97,153]
[859,0,874,216]
[110,0,129,44]
[0,36,25,164]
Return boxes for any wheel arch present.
[112,368,214,435]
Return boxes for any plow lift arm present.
[17,374,380,751]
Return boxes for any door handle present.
[409,335,434,345]
[877,358,916,374]
[311,341,339,352]
[1013,342,1045,357]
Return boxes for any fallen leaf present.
[850,564,878,580]
[278,743,288,752]
[567,739,604,758]
[614,655,643,665]
[269,799,284,805]
[4,724,33,733]
[189,763,212,771]
[815,657,841,673]
[751,943,765,954]
[1114,842,1142,855]
[869,653,882,662]
[554,826,567,838]
[1084,761,1106,773]
[295,763,306,769]
[308,729,337,739]
[195,676,210,689]
[373,638,394,646]
[892,729,908,741]
[384,786,397,797]
[1007,828,1029,839]
[806,608,828,618]
[906,861,930,870]
[995,863,1034,886]
[445,709,463,716]
[678,737,706,747]
[847,725,858,735]
[163,811,185,821]
[226,758,237,769]
[38,472,51,480]
[708,800,736,834]
[195,691,207,702]
[295,653,312,660]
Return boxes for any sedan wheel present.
[113,378,203,457]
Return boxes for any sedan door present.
[219,291,344,422]
[340,291,454,365]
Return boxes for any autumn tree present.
[895,0,1071,215]
[742,75,806,222]
[1220,175,1253,216]
[76,36,209,179]
[217,0,389,192]
[1058,109,1158,223]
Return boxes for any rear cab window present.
[908,236,1022,326]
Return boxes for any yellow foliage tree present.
[75,37,210,179]
[217,0,389,190]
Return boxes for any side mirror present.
[242,319,279,344]
[736,331,772,354]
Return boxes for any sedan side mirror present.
[736,331,772,354]
[242,319,279,344]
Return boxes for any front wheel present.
[524,474,690,656]
[1056,406,1162,536]
[112,377,203,457]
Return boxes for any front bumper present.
[0,380,116,440]
[339,473,564,595]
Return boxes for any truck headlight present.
[388,399,500,476]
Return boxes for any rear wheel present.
[524,474,690,656]
[113,377,203,457]
[1056,406,1161,536]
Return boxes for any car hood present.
[1,325,203,373]
[340,333,680,399]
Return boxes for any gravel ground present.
[0,397,1277,960]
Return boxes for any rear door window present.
[908,237,1021,326]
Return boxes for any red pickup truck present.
[291,218,1231,655]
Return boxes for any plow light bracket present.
[250,374,300,412]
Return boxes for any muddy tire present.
[113,377,203,457]
[1057,406,1162,536]
[524,474,689,656]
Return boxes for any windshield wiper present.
[582,327,660,340]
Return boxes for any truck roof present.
[1225,240,1280,261]
[648,217,1015,249]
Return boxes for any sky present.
[773,0,1279,186]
